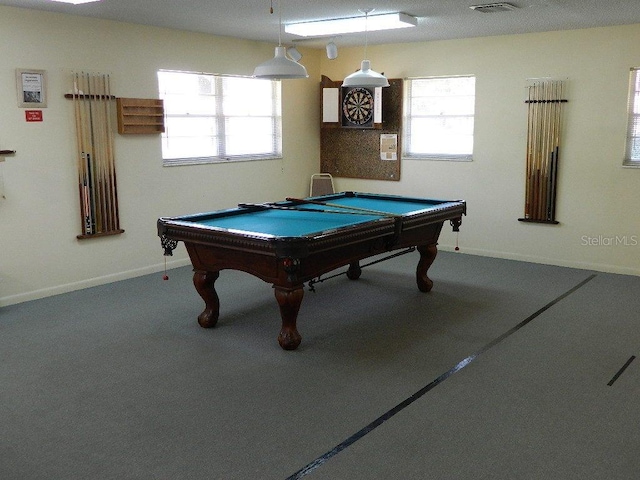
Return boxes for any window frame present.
[402,74,476,162]
[158,70,282,167]
[624,67,640,167]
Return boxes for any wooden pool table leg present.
[193,270,220,328]
[416,244,437,292]
[274,286,303,350]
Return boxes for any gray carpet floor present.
[2,251,639,479]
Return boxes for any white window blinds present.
[403,76,476,161]
[158,71,282,166]
[624,67,640,167]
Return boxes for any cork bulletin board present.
[320,76,403,181]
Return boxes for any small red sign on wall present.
[25,110,43,122]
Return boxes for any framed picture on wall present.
[16,69,47,108]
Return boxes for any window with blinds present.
[158,70,282,166]
[624,67,640,167]
[403,75,476,161]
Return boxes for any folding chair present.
[310,173,335,197]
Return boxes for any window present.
[403,75,476,161]
[158,70,282,166]
[624,67,640,167]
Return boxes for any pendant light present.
[253,0,308,80]
[342,9,389,88]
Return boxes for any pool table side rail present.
[401,201,466,229]
[310,191,465,207]
[157,216,397,258]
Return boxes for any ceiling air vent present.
[470,3,518,13]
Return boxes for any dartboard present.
[342,87,374,127]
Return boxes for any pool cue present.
[539,82,550,220]
[78,74,90,234]
[543,82,552,220]
[102,74,114,231]
[73,73,89,235]
[536,82,549,220]
[95,74,105,232]
[98,74,109,232]
[542,81,552,220]
[96,74,110,232]
[96,74,108,231]
[529,83,538,219]
[84,72,99,233]
[80,73,96,234]
[547,81,558,219]
[93,74,104,233]
[525,84,534,218]
[285,197,400,218]
[549,83,557,219]
[527,83,539,219]
[548,81,563,221]
[546,81,557,220]
[104,73,120,231]
[239,203,386,216]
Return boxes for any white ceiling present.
[3,0,640,48]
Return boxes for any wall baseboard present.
[0,258,191,307]
[442,246,640,277]
[3,247,638,308]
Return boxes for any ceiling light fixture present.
[342,9,389,88]
[285,12,417,37]
[287,46,302,62]
[326,41,338,60]
[253,0,308,80]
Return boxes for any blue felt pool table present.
[158,192,466,350]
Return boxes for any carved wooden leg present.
[416,244,438,292]
[274,286,304,350]
[346,261,362,280]
[193,270,220,328]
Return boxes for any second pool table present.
[158,192,466,350]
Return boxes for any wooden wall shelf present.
[116,98,165,134]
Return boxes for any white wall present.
[322,25,640,276]
[2,5,639,307]
[0,6,320,306]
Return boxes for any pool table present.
[158,192,466,350]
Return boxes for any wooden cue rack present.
[66,72,124,239]
[519,79,567,224]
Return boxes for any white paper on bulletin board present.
[374,87,382,123]
[322,88,339,122]
[380,134,397,161]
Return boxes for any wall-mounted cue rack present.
[66,72,123,239]
[519,79,567,224]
